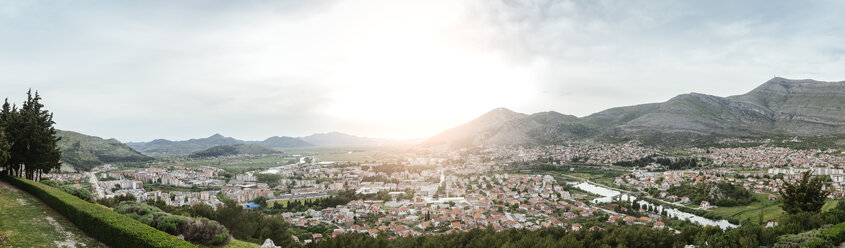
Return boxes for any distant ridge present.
[301,132,402,147]
[127,132,409,156]
[188,144,281,158]
[254,136,314,148]
[422,77,845,147]
[127,134,245,155]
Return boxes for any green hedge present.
[2,175,195,248]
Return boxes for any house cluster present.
[689,146,845,168]
[280,173,663,240]
[99,166,225,187]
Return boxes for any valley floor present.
[0,180,106,248]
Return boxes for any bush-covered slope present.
[57,130,153,171]
[188,144,280,159]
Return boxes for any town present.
[41,141,845,244]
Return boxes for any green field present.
[200,238,261,248]
[822,199,840,212]
[267,197,328,208]
[279,146,410,162]
[152,155,296,172]
[710,193,784,224]
[0,180,105,247]
[710,193,842,224]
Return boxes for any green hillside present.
[57,130,153,171]
[188,144,280,159]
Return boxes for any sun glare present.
[320,0,537,135]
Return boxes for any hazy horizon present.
[3,0,845,142]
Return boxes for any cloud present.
[1,0,844,141]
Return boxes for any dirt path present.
[45,216,78,248]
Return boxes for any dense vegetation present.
[303,200,845,248]
[700,135,845,150]
[2,175,195,248]
[780,171,831,214]
[115,202,230,246]
[147,196,295,246]
[613,155,708,170]
[667,182,755,207]
[264,190,412,214]
[57,130,153,171]
[1,90,62,181]
[188,144,279,159]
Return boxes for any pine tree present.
[779,171,830,214]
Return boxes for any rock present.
[261,239,280,248]
[421,77,845,148]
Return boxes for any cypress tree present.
[0,128,9,171]
[16,90,62,181]
[0,100,10,173]
[1,99,23,177]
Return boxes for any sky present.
[2,0,845,142]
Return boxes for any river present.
[573,182,738,230]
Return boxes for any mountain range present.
[422,77,845,148]
[125,132,407,156]
[58,77,845,169]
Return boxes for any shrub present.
[824,222,845,243]
[116,202,231,246]
[2,175,195,248]
[157,215,187,234]
[804,237,829,248]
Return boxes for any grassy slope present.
[201,238,261,248]
[267,196,328,208]
[711,193,840,224]
[0,180,105,247]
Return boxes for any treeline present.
[531,164,623,179]
[0,90,62,181]
[265,190,412,214]
[613,155,707,170]
[667,182,755,207]
[306,200,845,248]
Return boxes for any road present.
[87,172,104,199]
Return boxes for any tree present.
[21,91,62,181]
[0,91,62,180]
[254,196,267,208]
[780,171,830,214]
[1,99,21,176]
[0,129,9,171]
